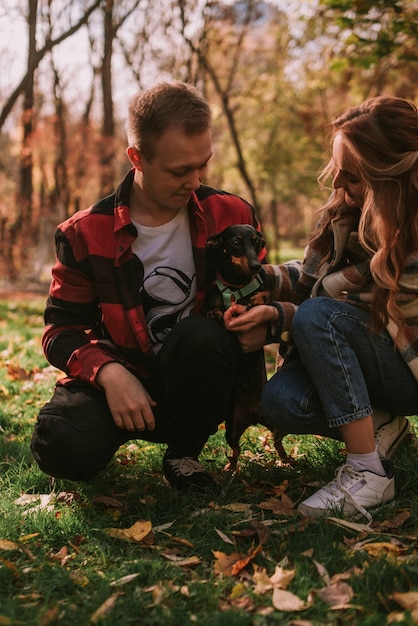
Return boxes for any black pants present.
[31,317,241,481]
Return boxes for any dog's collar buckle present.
[216,273,264,308]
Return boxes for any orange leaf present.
[213,544,262,576]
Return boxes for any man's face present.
[130,126,213,213]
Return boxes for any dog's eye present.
[251,236,260,250]
[231,237,242,248]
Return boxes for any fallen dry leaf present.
[312,560,331,586]
[92,495,124,509]
[215,528,235,545]
[354,541,407,558]
[69,570,89,586]
[213,544,262,576]
[272,588,309,611]
[104,519,153,543]
[51,545,72,566]
[0,557,19,578]
[221,503,253,514]
[110,573,140,586]
[373,509,411,532]
[391,591,418,612]
[310,581,353,608]
[252,565,274,594]
[258,494,296,516]
[0,539,20,551]
[270,565,296,589]
[90,593,120,623]
[6,363,34,381]
[327,517,373,533]
[38,605,60,626]
[161,554,201,567]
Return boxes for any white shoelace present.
[167,457,205,477]
[323,464,372,523]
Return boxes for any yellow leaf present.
[230,582,246,600]
[269,565,296,589]
[104,520,152,543]
[252,565,273,594]
[18,533,40,543]
[358,542,406,557]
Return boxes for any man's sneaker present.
[163,453,216,493]
[374,416,411,459]
[297,461,395,522]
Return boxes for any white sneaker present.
[374,416,411,459]
[297,462,395,522]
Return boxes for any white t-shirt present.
[131,207,196,352]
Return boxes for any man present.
[31,81,265,492]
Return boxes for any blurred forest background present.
[0,0,417,284]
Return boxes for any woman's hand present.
[224,303,277,353]
[96,362,157,432]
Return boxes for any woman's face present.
[332,133,366,208]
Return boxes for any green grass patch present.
[0,293,417,625]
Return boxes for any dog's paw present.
[206,309,225,324]
[247,291,271,308]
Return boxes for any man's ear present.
[127,146,142,170]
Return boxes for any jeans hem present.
[329,406,372,429]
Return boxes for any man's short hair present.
[127,81,212,161]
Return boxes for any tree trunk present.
[100,0,116,198]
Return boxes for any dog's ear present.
[254,231,266,255]
[206,233,223,250]
[206,233,224,281]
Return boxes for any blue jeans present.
[260,297,418,438]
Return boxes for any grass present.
[0,292,418,625]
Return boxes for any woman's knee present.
[259,367,298,431]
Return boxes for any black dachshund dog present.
[204,224,289,471]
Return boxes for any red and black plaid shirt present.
[43,169,262,385]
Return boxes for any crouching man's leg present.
[31,379,128,481]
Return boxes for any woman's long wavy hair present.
[313,96,418,335]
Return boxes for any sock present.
[346,447,386,476]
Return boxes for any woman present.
[225,96,418,521]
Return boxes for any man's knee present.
[31,381,120,481]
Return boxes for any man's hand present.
[96,362,156,432]
[224,303,277,352]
